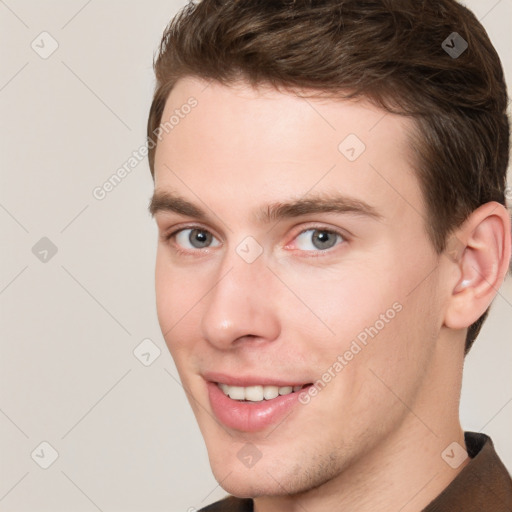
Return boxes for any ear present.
[443,202,511,330]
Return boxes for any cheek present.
[344,267,443,413]
[273,248,440,390]
[155,253,176,329]
[154,259,198,377]
[154,251,199,340]
[276,260,399,344]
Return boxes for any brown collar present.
[423,432,512,511]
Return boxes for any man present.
[146,1,512,510]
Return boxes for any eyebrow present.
[148,189,382,223]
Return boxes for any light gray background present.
[0,1,511,511]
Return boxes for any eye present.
[293,228,344,251]
[173,228,221,250]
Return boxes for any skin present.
[150,77,511,512]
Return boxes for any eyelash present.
[161,224,348,258]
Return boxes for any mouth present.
[204,374,314,432]
[216,382,311,402]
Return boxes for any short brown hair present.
[147,0,510,354]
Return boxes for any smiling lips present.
[205,377,313,432]
[217,382,309,402]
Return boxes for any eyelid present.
[161,222,218,238]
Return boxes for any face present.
[151,77,447,497]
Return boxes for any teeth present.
[218,383,305,402]
[245,386,264,402]
[263,385,279,400]
[227,386,245,400]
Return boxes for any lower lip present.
[207,382,307,432]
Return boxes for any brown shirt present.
[199,432,512,511]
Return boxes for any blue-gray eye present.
[295,229,343,251]
[175,228,220,249]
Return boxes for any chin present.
[205,447,284,497]
[210,465,287,499]
[207,447,342,500]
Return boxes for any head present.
[147,0,511,499]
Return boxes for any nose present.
[200,250,281,350]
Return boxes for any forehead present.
[153,77,422,225]
[156,77,409,162]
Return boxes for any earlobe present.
[444,202,511,330]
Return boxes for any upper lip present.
[203,371,311,388]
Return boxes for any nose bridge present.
[200,246,280,348]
